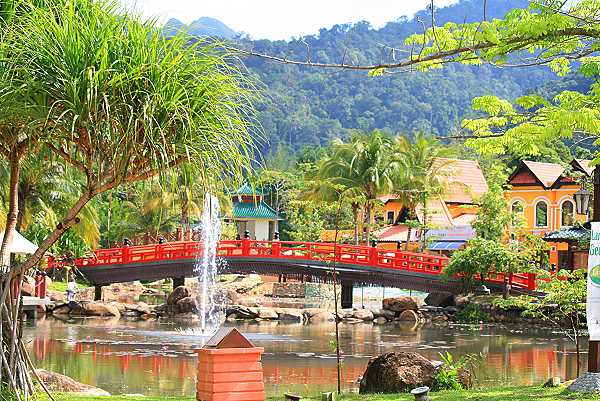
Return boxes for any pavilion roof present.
[232,201,279,220]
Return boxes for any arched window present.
[535,201,548,228]
[511,201,524,226]
[561,200,575,227]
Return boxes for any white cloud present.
[120,0,459,40]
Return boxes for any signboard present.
[424,225,475,241]
[588,222,600,340]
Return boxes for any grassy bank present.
[41,386,600,401]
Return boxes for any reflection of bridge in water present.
[28,321,581,396]
[49,239,537,308]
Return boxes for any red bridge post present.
[527,273,536,291]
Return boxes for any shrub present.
[455,303,489,323]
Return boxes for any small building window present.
[535,201,548,228]
[387,211,395,225]
[511,201,524,226]
[561,200,575,227]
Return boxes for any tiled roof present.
[452,214,477,225]
[543,226,590,245]
[522,161,565,188]
[377,158,488,205]
[232,201,278,220]
[572,159,594,177]
[416,197,453,227]
[376,225,419,242]
[438,159,488,204]
[231,182,265,196]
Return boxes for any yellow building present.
[505,159,592,269]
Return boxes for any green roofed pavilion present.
[229,182,281,240]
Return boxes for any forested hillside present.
[168,0,560,153]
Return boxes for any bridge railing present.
[47,238,537,291]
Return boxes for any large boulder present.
[167,286,191,305]
[35,369,110,396]
[176,297,197,314]
[71,302,120,317]
[257,307,278,320]
[359,352,437,394]
[425,291,456,308]
[309,311,335,323]
[126,302,152,315]
[383,296,422,312]
[398,310,420,323]
[277,309,304,323]
[353,309,374,321]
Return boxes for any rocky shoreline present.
[35,276,550,326]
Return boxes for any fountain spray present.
[195,192,222,334]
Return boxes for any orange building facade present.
[505,159,592,268]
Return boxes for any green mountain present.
[166,0,561,154]
[164,17,237,39]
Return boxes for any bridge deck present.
[47,239,537,292]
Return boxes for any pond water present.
[24,316,584,398]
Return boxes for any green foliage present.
[455,303,489,323]
[445,238,519,287]
[236,0,550,150]
[491,295,536,310]
[525,269,587,334]
[433,352,463,391]
[472,165,511,242]
[433,352,484,391]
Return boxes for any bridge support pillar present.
[94,285,103,301]
[341,282,353,309]
[172,277,185,289]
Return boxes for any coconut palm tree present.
[392,132,456,250]
[317,130,395,244]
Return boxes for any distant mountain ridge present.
[164,17,237,39]
[165,1,562,154]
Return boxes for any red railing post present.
[369,239,379,266]
[527,272,536,291]
[272,240,281,257]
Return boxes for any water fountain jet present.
[195,193,222,335]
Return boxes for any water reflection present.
[24,317,583,397]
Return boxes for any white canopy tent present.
[0,230,38,255]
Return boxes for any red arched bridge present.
[47,239,537,307]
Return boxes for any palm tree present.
[317,130,395,244]
[392,132,456,250]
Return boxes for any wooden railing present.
[46,239,537,291]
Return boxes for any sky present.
[120,0,459,40]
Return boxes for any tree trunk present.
[0,147,38,400]
[365,201,372,245]
[0,149,21,268]
[352,204,359,245]
[405,226,412,252]
[15,185,26,233]
[574,324,580,377]
[19,187,97,272]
